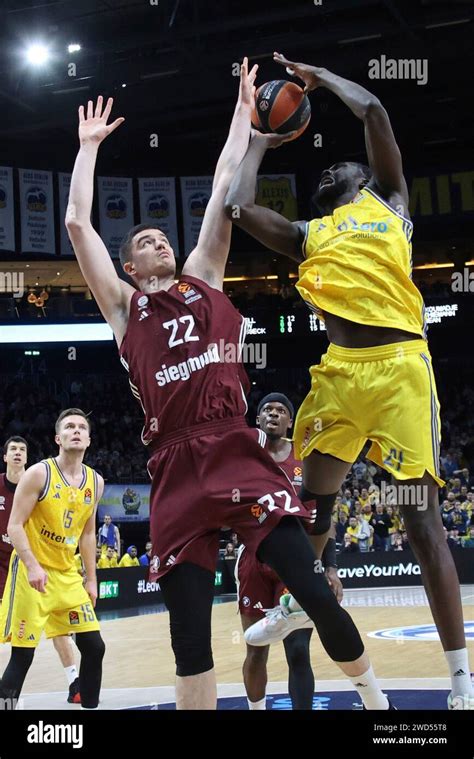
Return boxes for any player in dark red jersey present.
[236,393,341,710]
[66,61,390,710]
[0,438,27,598]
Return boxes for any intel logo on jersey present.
[40,525,76,546]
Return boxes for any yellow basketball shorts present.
[294,339,443,486]
[0,552,100,648]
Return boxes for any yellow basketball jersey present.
[26,458,98,571]
[297,187,425,336]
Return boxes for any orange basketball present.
[251,80,311,141]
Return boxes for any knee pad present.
[299,488,337,535]
[170,624,213,677]
[75,631,105,662]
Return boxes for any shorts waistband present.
[149,416,247,453]
[327,339,429,363]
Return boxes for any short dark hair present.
[55,408,91,434]
[3,436,28,455]
[119,223,164,269]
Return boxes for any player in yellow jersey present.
[0,408,105,710]
[226,52,473,710]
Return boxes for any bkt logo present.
[99,581,119,599]
[368,622,474,642]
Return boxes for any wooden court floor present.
[1,586,472,707]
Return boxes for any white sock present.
[349,666,389,710]
[445,649,473,697]
[64,665,78,686]
[247,696,266,710]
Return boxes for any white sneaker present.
[244,597,314,646]
[447,693,474,710]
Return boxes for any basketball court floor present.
[2,585,472,710]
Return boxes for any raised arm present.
[66,97,135,345]
[182,58,257,290]
[8,463,49,592]
[225,130,306,262]
[274,53,408,210]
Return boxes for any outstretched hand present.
[238,56,259,108]
[273,52,326,93]
[78,96,125,146]
[250,127,296,149]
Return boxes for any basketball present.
[251,79,311,140]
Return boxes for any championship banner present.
[255,174,298,221]
[97,176,134,259]
[58,172,73,256]
[98,483,150,523]
[180,176,213,256]
[138,177,179,257]
[0,167,15,252]
[19,169,55,254]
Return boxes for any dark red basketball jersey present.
[0,474,14,558]
[274,443,303,492]
[120,275,250,447]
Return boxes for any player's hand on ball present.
[238,56,259,108]
[325,566,343,603]
[250,127,296,149]
[273,52,326,93]
[28,564,48,593]
[78,96,125,146]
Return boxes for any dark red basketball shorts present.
[235,545,288,618]
[147,417,311,580]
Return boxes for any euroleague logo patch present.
[69,611,80,625]
[250,504,267,525]
[84,487,92,505]
[177,282,202,304]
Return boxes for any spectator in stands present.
[401,531,410,550]
[462,527,474,548]
[451,502,469,536]
[440,499,455,530]
[97,546,118,569]
[453,468,472,489]
[341,532,359,553]
[97,514,121,557]
[446,528,461,550]
[392,534,403,551]
[335,512,348,545]
[223,543,236,560]
[441,451,459,478]
[139,541,153,566]
[118,546,140,567]
[355,514,372,553]
[230,532,240,549]
[370,504,393,551]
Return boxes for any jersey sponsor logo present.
[242,596,250,607]
[55,483,61,489]
[84,488,92,505]
[293,466,302,477]
[40,524,77,546]
[137,295,149,309]
[0,496,5,509]
[155,344,220,386]
[69,611,80,625]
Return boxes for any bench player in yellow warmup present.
[226,52,473,710]
[0,408,105,709]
